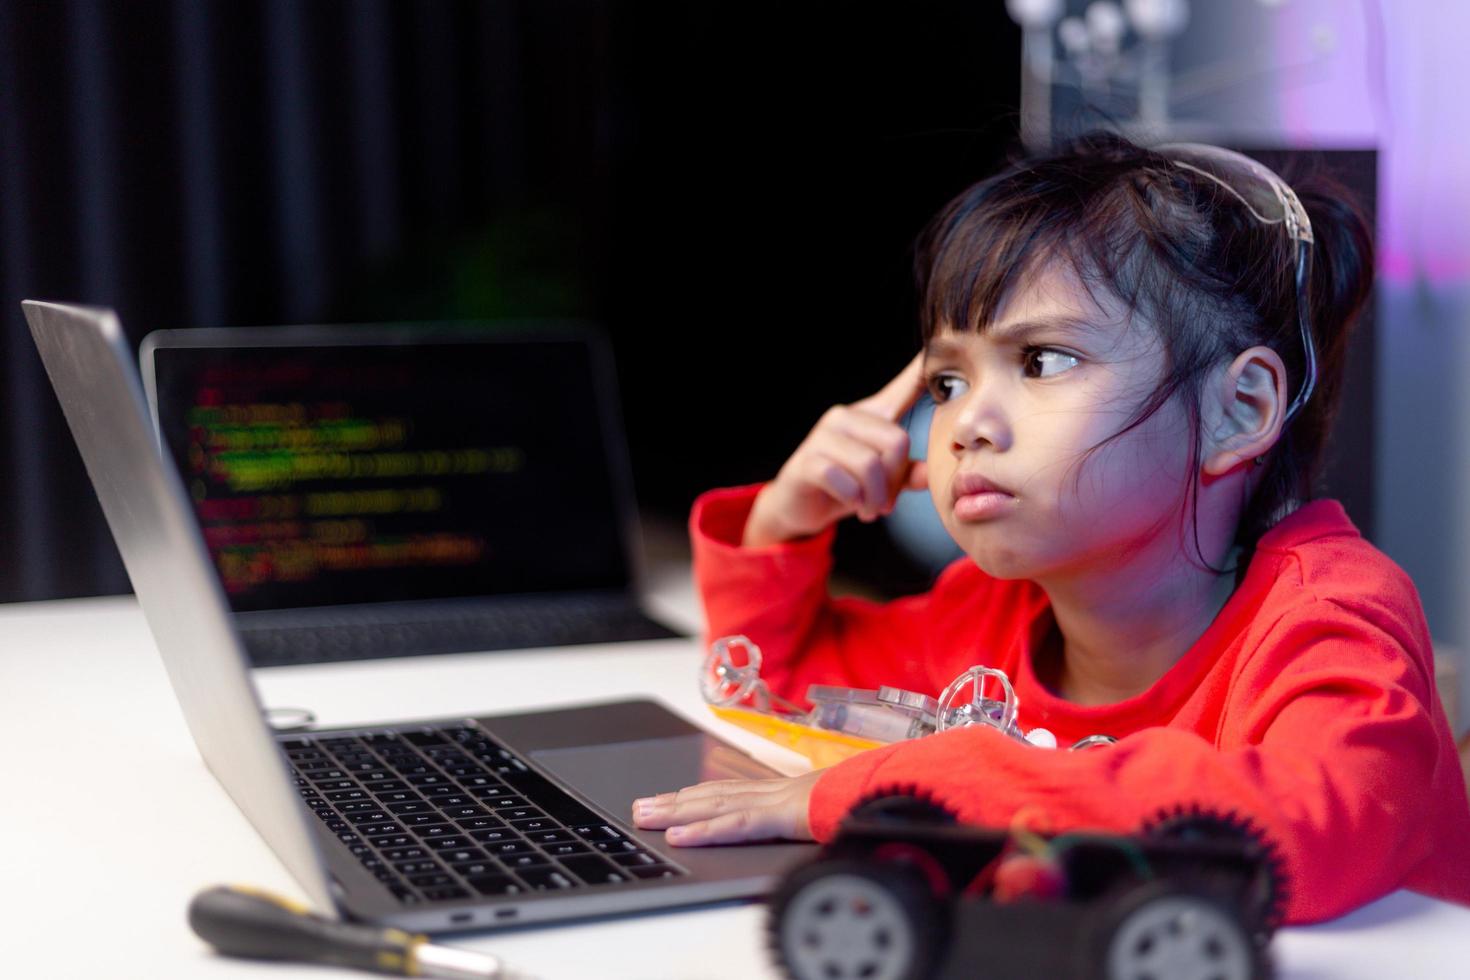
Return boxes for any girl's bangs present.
[919,187,1102,341]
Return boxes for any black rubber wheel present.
[1140,806,1287,934]
[845,791,960,827]
[1094,881,1270,980]
[768,858,946,980]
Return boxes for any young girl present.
[631,133,1470,923]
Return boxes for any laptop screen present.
[150,333,633,613]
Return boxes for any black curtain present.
[0,0,1020,602]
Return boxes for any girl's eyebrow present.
[925,315,1102,359]
[987,314,1103,344]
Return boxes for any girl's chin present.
[948,537,1041,581]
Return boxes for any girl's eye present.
[926,372,970,403]
[1022,347,1081,379]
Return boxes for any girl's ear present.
[1201,345,1288,476]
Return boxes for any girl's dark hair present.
[914,131,1374,555]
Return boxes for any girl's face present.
[922,262,1197,582]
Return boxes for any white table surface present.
[3,581,1468,979]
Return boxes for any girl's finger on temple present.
[854,352,927,423]
[802,453,863,512]
[817,431,890,521]
[826,407,910,473]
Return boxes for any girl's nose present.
[948,384,1011,455]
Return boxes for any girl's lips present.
[953,489,1015,521]
[950,472,1016,521]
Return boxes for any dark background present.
[0,0,1023,602]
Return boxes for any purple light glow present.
[1276,0,1470,285]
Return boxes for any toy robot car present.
[767,794,1284,980]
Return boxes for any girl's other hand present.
[630,770,823,845]
[744,354,930,546]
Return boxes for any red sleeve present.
[690,484,966,704]
[808,597,1462,924]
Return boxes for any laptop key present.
[420,886,471,902]
[466,874,523,896]
[501,852,551,869]
[365,779,408,792]
[326,789,370,803]
[361,825,408,840]
[370,835,416,850]
[594,839,642,855]
[573,824,626,841]
[378,791,424,805]
[382,847,428,861]
[516,867,577,891]
[528,829,575,845]
[558,854,629,886]
[481,795,527,809]
[500,769,602,825]
[355,770,395,783]
[486,840,536,857]
[467,829,514,845]
[437,848,487,864]
[628,864,680,880]
[345,809,393,823]
[416,824,458,839]
[452,860,497,877]
[508,817,556,833]
[395,860,444,876]
[424,836,473,851]
[460,776,505,791]
[612,851,659,867]
[408,873,455,888]
[444,805,489,820]
[399,812,446,828]
[542,841,592,857]
[386,801,433,815]
[433,795,474,808]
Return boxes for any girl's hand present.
[744,355,930,547]
[630,770,824,846]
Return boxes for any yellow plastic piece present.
[709,705,883,768]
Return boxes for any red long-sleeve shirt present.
[691,484,1470,924]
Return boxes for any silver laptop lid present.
[21,301,335,911]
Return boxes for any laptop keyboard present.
[246,597,682,667]
[285,724,685,904]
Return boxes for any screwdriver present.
[189,885,525,979]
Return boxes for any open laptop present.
[139,322,681,667]
[23,300,815,932]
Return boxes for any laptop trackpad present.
[531,734,781,816]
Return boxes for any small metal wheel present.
[769,859,943,980]
[1100,883,1265,980]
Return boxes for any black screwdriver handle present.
[189,885,423,975]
